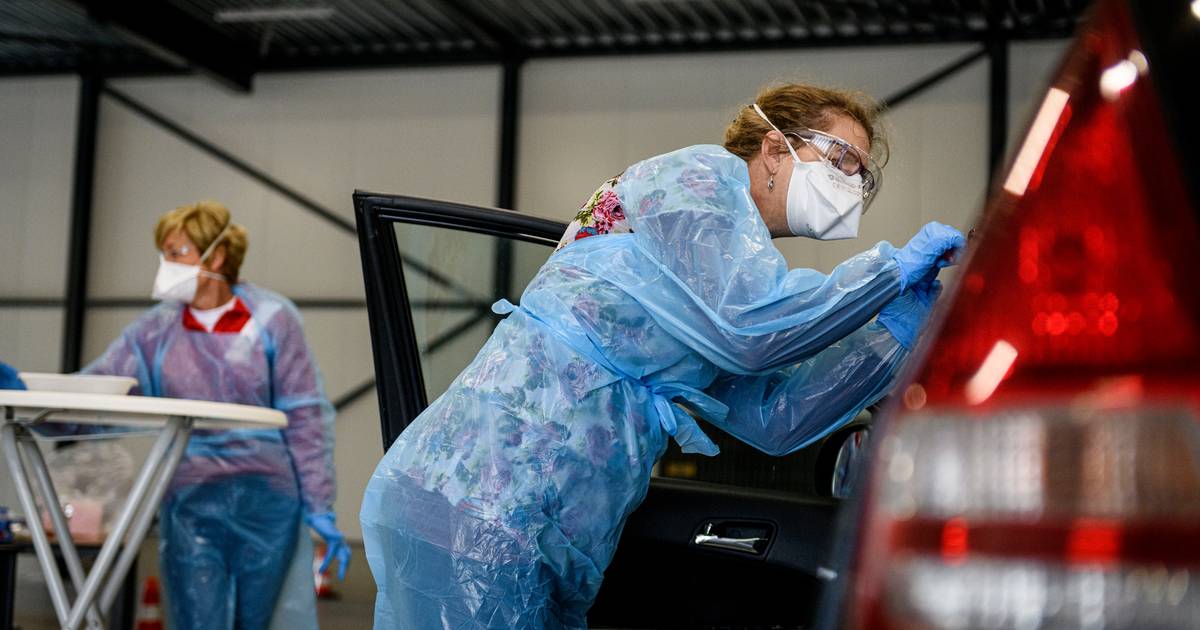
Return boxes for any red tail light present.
[846,1,1200,628]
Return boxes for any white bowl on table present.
[17,373,137,396]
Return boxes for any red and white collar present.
[182,297,251,333]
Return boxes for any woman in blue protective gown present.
[361,83,965,629]
[79,201,351,629]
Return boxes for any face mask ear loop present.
[752,103,802,164]
[197,223,232,281]
[199,223,232,263]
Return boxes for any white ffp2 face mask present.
[151,225,230,303]
[783,159,863,240]
[753,104,865,240]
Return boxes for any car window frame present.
[353,191,565,450]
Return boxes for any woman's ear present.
[760,130,786,174]
[206,245,226,275]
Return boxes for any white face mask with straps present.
[151,224,231,303]
[753,103,865,240]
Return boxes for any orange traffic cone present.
[313,542,332,598]
[135,576,163,630]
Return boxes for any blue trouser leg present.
[161,475,300,630]
[232,486,299,630]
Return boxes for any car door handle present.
[693,523,769,554]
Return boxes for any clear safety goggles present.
[753,103,883,211]
[786,128,881,207]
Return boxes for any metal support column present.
[987,19,1010,186]
[496,58,522,210]
[61,73,102,373]
[492,58,524,301]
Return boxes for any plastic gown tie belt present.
[184,428,285,458]
[493,299,724,456]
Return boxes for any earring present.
[767,176,774,192]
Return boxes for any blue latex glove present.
[877,270,943,350]
[305,512,350,581]
[0,361,26,390]
[893,222,966,291]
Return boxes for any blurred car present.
[823,1,1200,628]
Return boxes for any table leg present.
[106,557,138,630]
[1,546,15,630]
[19,437,104,628]
[99,419,192,614]
[62,419,181,630]
[1,423,73,625]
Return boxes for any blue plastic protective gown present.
[82,283,335,630]
[361,145,911,629]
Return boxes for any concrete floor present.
[9,537,376,629]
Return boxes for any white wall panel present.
[328,401,380,541]
[0,77,76,510]
[0,308,64,373]
[80,307,142,364]
[90,67,501,300]
[0,76,76,521]
[0,76,76,297]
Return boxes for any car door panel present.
[354,191,847,628]
[593,477,837,628]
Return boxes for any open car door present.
[354,191,860,628]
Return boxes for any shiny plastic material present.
[876,272,943,350]
[45,441,135,535]
[362,145,919,629]
[705,320,909,457]
[160,474,299,629]
[81,283,335,629]
[911,2,1200,404]
[82,283,335,514]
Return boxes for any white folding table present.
[0,390,285,630]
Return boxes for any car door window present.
[393,221,548,401]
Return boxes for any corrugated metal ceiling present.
[0,1,1090,78]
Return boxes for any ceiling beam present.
[440,0,524,57]
[62,0,257,91]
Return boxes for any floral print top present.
[555,175,632,251]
